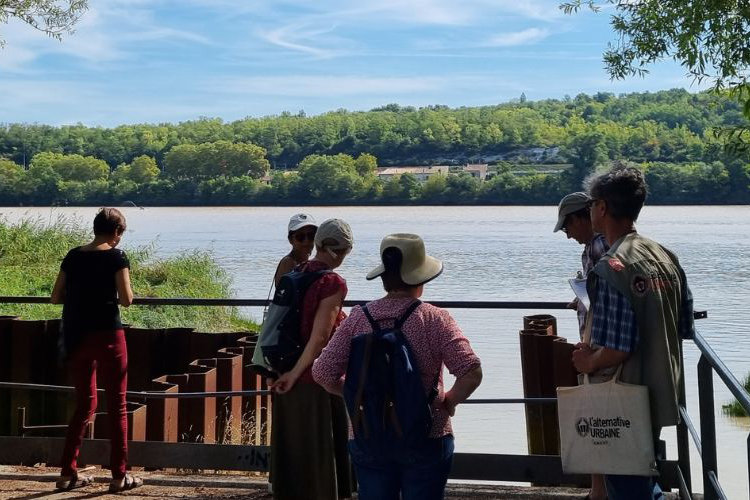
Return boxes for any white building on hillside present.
[376,166,450,182]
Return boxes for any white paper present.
[568,278,590,311]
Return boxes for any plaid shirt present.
[582,233,609,275]
[590,279,639,353]
[576,234,610,337]
[591,277,696,353]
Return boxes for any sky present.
[0,0,704,127]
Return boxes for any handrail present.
[0,295,571,309]
[0,296,711,317]
[0,381,558,404]
[693,331,750,415]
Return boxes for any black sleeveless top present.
[60,247,130,352]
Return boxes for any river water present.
[2,205,749,497]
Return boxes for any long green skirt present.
[271,382,355,500]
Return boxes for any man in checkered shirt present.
[572,166,694,500]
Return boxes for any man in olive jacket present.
[572,166,694,500]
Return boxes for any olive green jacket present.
[587,232,693,428]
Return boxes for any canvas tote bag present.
[557,366,657,476]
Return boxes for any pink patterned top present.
[312,296,481,438]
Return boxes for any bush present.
[722,373,750,418]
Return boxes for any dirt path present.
[0,466,600,499]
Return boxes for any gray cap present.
[553,192,591,232]
[314,218,354,251]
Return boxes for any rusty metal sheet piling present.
[10,320,52,436]
[144,376,178,442]
[0,316,18,436]
[93,402,147,441]
[125,327,167,391]
[166,362,217,444]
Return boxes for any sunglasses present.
[293,230,316,243]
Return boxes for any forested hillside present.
[1,88,748,205]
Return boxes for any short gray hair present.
[585,166,647,221]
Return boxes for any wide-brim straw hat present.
[366,233,443,285]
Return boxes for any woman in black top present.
[51,208,141,493]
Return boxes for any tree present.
[29,152,108,182]
[296,154,364,201]
[0,159,24,202]
[113,155,160,184]
[354,153,377,176]
[163,141,269,180]
[0,1,88,47]
[561,0,750,140]
[563,130,609,189]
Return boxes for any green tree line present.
[1,88,749,205]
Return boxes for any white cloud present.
[486,28,550,47]
[0,1,213,71]
[258,24,343,59]
[245,0,566,58]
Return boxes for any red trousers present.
[60,329,128,479]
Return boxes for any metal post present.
[16,407,25,437]
[676,340,693,494]
[698,355,718,500]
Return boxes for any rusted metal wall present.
[519,314,578,458]
[93,402,147,441]
[145,376,178,442]
[0,316,18,435]
[1,318,269,448]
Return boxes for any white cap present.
[314,218,354,251]
[288,213,317,233]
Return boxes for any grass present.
[0,215,257,332]
[722,373,750,418]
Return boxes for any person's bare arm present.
[115,268,134,307]
[273,256,296,287]
[271,290,344,393]
[50,271,66,304]
[572,344,629,374]
[443,365,483,416]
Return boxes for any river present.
[2,205,749,497]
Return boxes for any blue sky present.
[0,0,703,126]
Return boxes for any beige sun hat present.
[366,233,443,285]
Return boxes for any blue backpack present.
[343,300,437,456]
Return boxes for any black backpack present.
[252,269,329,374]
[343,300,438,456]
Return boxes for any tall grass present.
[0,216,256,332]
[722,373,750,418]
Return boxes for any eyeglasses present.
[293,230,316,243]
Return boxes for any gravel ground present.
[0,466,607,499]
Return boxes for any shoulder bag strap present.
[362,305,382,334]
[395,299,422,329]
[351,325,375,439]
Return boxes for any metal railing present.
[0,296,743,498]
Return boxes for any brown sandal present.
[55,474,94,490]
[109,474,143,493]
